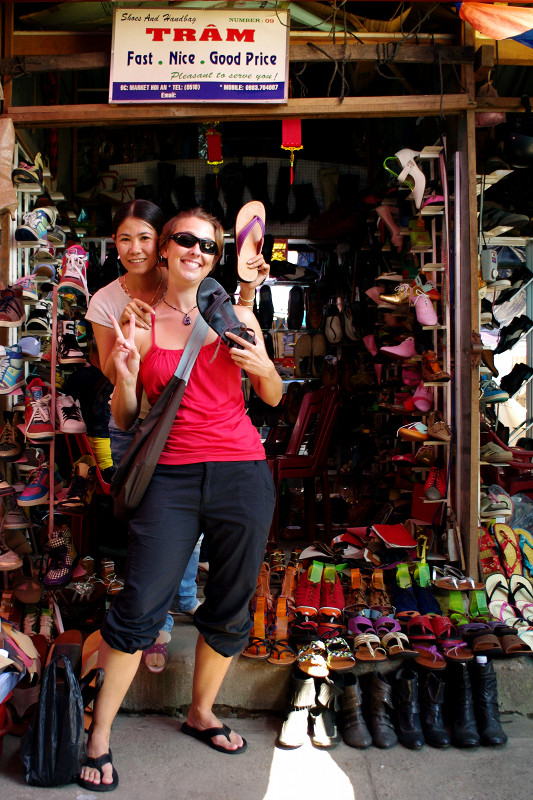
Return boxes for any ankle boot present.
[288,184,320,223]
[420,671,451,748]
[273,165,291,223]
[157,162,177,217]
[449,662,480,748]
[258,285,274,330]
[472,657,508,746]
[204,173,225,221]
[309,673,342,748]
[246,163,274,217]
[340,674,372,749]
[394,666,425,749]
[277,665,315,748]
[172,175,197,213]
[368,671,398,748]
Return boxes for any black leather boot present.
[449,662,480,748]
[340,673,372,749]
[309,673,342,748]
[277,665,315,748]
[246,162,274,218]
[394,666,425,749]
[420,671,451,748]
[472,658,508,746]
[368,671,398,749]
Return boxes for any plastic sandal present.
[447,589,467,622]
[396,563,412,589]
[325,636,356,671]
[297,640,329,677]
[373,616,401,637]
[509,574,533,623]
[412,643,446,670]
[478,525,504,578]
[492,524,523,578]
[433,565,484,591]
[347,615,374,639]
[407,613,437,640]
[439,639,474,662]
[235,201,265,283]
[352,633,387,662]
[469,589,490,619]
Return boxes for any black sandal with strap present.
[197,277,256,350]
[77,750,119,792]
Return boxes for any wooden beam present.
[1,52,110,74]
[474,33,533,67]
[474,44,494,83]
[476,96,531,114]
[2,94,474,128]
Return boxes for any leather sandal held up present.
[197,277,256,349]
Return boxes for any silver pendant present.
[183,314,192,325]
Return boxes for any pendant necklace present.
[163,298,197,325]
[121,266,164,307]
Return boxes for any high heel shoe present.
[394,148,426,210]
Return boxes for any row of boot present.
[278,658,507,750]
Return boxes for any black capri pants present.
[102,460,276,658]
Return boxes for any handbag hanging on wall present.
[110,315,208,522]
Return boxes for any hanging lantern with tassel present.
[206,123,223,186]
[281,118,303,185]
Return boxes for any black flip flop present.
[77,750,119,792]
[196,277,255,350]
[181,721,247,754]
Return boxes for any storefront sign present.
[109,7,289,103]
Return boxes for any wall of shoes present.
[0,142,109,628]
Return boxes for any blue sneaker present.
[0,344,24,395]
[480,378,509,404]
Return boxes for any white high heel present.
[394,148,426,210]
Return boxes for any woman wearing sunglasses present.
[79,208,280,791]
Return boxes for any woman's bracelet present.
[238,296,255,307]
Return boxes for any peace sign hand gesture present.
[109,313,140,384]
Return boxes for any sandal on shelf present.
[499,633,532,657]
[485,573,517,623]
[492,524,522,578]
[447,589,467,623]
[235,201,265,283]
[407,614,436,640]
[469,589,490,620]
[267,564,298,666]
[347,615,375,639]
[368,569,393,613]
[381,631,418,659]
[242,562,274,659]
[439,639,473,662]
[478,525,504,578]
[395,562,412,589]
[470,633,503,656]
[509,574,533,623]
[412,643,446,670]
[432,565,484,591]
[342,568,368,620]
[352,633,387,662]
[325,636,356,671]
[297,640,329,677]
[395,610,421,631]
[373,616,401,637]
[197,277,256,350]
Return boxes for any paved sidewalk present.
[0,713,531,800]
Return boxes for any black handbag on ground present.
[110,315,208,522]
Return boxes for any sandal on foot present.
[77,750,119,792]
[235,201,265,283]
[142,633,170,674]
[181,721,248,754]
[197,277,256,349]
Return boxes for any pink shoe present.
[376,206,404,251]
[363,335,378,357]
[402,365,422,386]
[380,337,417,360]
[412,382,433,412]
[412,289,438,326]
[365,286,384,305]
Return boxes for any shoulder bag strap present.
[173,314,208,382]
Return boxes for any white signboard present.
[109,7,289,103]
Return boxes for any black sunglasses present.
[169,232,218,255]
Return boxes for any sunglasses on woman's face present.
[169,232,218,255]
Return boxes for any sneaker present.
[480,378,509,404]
[291,566,322,642]
[25,378,54,440]
[317,566,346,639]
[479,442,513,463]
[38,607,54,642]
[412,289,438,326]
[494,265,533,306]
[56,394,86,433]
[18,336,41,358]
[13,275,38,303]
[494,315,533,355]
[58,244,89,300]
[47,225,67,246]
[0,410,23,460]
[424,464,447,500]
[22,605,40,636]
[55,455,97,515]
[397,421,429,441]
[14,207,55,242]
[57,320,86,365]
[0,477,15,496]
[31,243,57,264]
[380,336,417,360]
[11,153,44,190]
[482,206,530,232]
[0,537,23,570]
[24,300,52,335]
[415,444,436,466]
[0,287,25,328]
[2,496,30,528]
[0,345,25,394]
[31,262,56,284]
[42,525,76,587]
[17,462,62,506]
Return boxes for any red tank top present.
[139,327,266,465]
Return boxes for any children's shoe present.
[415,444,436,466]
[58,245,89,300]
[0,344,25,394]
[57,320,86,365]
[398,421,429,442]
[17,462,62,506]
[14,207,55,242]
[56,394,86,433]
[18,336,42,358]
[421,351,451,382]
[55,455,97,515]
[38,607,54,642]
[0,288,25,328]
[11,153,44,189]
[25,378,54,440]
[424,465,447,501]
[2,496,30,528]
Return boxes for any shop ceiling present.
[0,1,531,126]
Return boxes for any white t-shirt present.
[86,278,129,329]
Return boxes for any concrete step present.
[123,619,533,716]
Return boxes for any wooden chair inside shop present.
[266,384,341,543]
[63,433,111,555]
